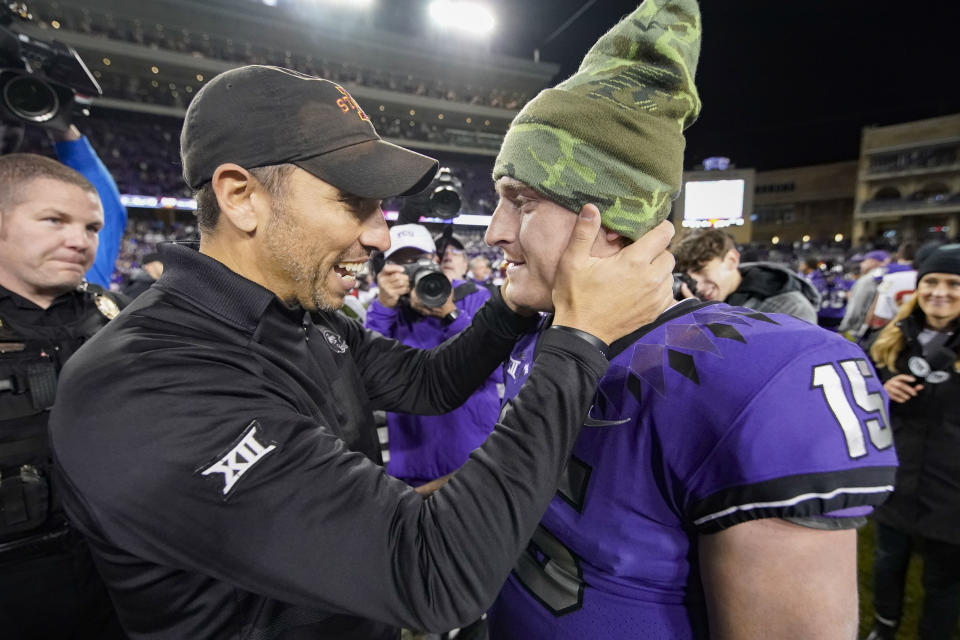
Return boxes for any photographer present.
[0,154,125,638]
[367,224,500,489]
[673,228,819,323]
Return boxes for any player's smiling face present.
[688,252,741,302]
[917,272,960,325]
[485,177,580,312]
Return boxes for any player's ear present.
[724,248,741,269]
[593,224,625,257]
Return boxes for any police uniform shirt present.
[0,283,127,640]
[0,285,116,364]
[0,283,121,535]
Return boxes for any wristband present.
[547,325,609,358]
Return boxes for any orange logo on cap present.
[335,85,370,122]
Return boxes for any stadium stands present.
[29,0,532,110]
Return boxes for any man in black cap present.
[48,65,677,639]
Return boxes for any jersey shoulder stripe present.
[689,466,897,533]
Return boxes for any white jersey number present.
[812,359,893,459]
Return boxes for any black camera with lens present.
[1,3,101,139]
[672,272,698,301]
[403,257,452,309]
[427,167,463,218]
[397,167,464,224]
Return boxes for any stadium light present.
[428,1,496,38]
[308,0,376,8]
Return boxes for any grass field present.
[857,520,960,639]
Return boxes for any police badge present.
[94,294,120,320]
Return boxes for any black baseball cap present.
[180,65,438,198]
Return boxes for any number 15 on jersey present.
[812,358,893,459]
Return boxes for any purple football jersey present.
[804,269,828,297]
[488,300,897,640]
[818,275,854,328]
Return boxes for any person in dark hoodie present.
[673,228,820,323]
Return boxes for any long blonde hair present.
[869,293,960,373]
[869,295,918,373]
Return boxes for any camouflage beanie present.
[493,0,702,240]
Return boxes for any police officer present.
[0,153,126,638]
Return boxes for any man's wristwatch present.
[443,308,459,324]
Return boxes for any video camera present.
[397,167,464,224]
[0,2,101,142]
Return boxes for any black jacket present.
[726,262,820,324]
[873,318,960,544]
[122,270,157,299]
[0,283,123,541]
[50,243,609,640]
[0,283,127,639]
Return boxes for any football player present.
[483,1,898,638]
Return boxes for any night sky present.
[489,0,960,171]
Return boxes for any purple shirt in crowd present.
[365,281,500,484]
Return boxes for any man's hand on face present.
[376,264,411,308]
[409,288,457,319]
[551,205,675,346]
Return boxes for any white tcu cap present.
[385,224,437,259]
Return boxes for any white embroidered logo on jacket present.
[200,421,277,496]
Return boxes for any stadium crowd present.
[29,0,532,110]
[12,114,942,337]
[17,110,500,211]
